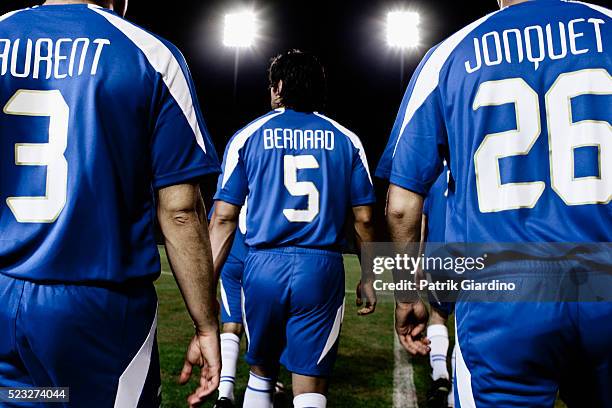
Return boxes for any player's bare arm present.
[415,214,429,282]
[420,215,428,253]
[208,200,241,280]
[353,205,377,315]
[386,183,430,356]
[157,183,221,406]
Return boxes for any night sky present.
[2,0,609,231]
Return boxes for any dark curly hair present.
[268,49,326,113]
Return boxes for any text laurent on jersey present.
[0,37,110,79]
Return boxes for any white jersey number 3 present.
[283,154,320,222]
[474,69,612,213]
[4,90,69,223]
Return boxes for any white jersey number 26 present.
[474,69,611,213]
[4,89,69,223]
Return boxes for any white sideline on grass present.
[394,334,419,408]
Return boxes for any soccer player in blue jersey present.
[208,203,248,408]
[378,0,611,407]
[0,1,222,406]
[209,50,377,408]
[421,168,457,408]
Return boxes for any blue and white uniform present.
[216,203,248,325]
[215,108,375,376]
[377,1,611,406]
[0,4,219,407]
[423,168,454,317]
[423,166,448,244]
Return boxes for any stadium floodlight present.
[223,10,258,48]
[386,11,421,49]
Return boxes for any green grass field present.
[155,248,567,407]
[156,249,408,407]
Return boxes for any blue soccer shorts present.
[454,301,612,408]
[242,247,345,377]
[220,258,244,325]
[0,273,161,408]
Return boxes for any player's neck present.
[499,0,530,7]
[43,0,109,7]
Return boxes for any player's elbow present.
[386,202,408,223]
[386,184,423,223]
[353,205,374,229]
[213,210,236,224]
[157,183,204,228]
[355,218,374,232]
[210,201,240,226]
[160,207,199,228]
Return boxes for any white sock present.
[293,393,327,408]
[218,333,240,401]
[427,324,450,381]
[448,344,457,407]
[243,372,273,408]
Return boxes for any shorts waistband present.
[457,259,601,280]
[248,246,343,258]
[0,271,157,290]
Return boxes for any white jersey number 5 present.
[4,90,69,223]
[474,69,611,213]
[283,154,320,222]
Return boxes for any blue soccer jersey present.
[377,0,611,243]
[0,4,220,283]
[210,201,248,324]
[215,108,375,250]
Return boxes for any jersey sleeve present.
[351,143,376,206]
[150,43,220,189]
[377,46,448,195]
[213,136,249,206]
[376,47,438,181]
[389,85,447,195]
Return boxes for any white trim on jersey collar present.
[391,10,502,158]
[32,3,103,10]
[314,112,373,184]
[89,5,209,154]
[221,110,286,188]
[0,8,25,21]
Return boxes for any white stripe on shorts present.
[114,309,158,408]
[317,298,345,365]
[455,324,476,408]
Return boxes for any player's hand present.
[395,300,430,356]
[356,280,377,315]
[179,330,221,407]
